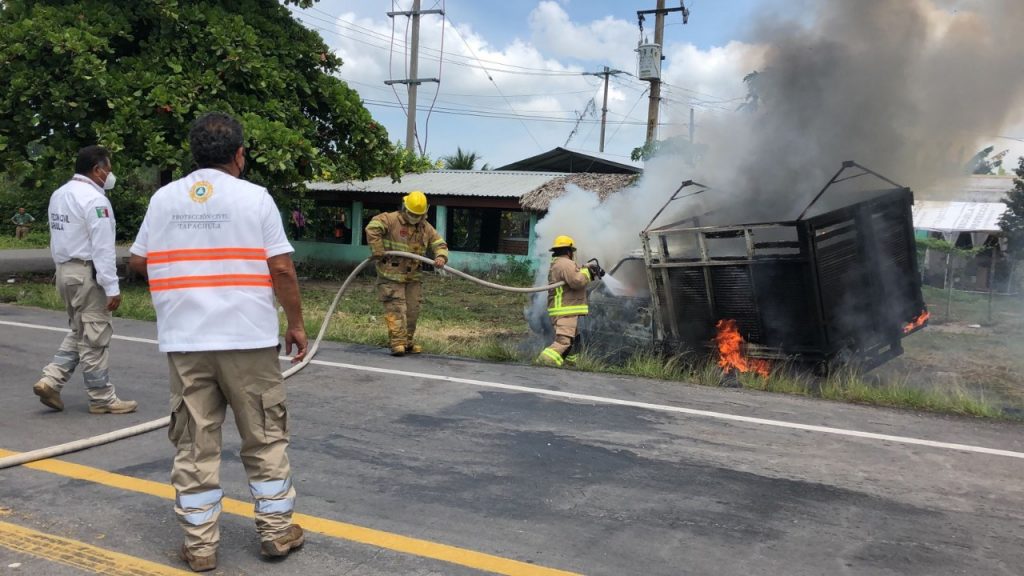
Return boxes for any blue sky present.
[291,0,786,167]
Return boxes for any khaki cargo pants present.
[167,347,296,556]
[39,260,117,406]
[15,225,30,239]
[377,280,423,348]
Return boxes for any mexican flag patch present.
[95,207,110,218]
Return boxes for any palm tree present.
[442,147,482,170]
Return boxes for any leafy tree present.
[998,156,1024,256]
[0,0,426,212]
[737,70,762,113]
[442,147,482,170]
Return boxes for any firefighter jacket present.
[365,211,449,283]
[546,255,592,317]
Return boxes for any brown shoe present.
[33,380,64,411]
[261,525,305,558]
[179,544,217,572]
[406,342,423,354]
[390,344,406,357]
[89,398,138,414]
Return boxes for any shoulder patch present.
[94,207,110,218]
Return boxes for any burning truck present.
[578,161,929,375]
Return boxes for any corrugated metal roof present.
[306,170,566,198]
[913,200,1008,233]
[919,175,1015,203]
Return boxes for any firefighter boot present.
[406,331,423,354]
[535,348,564,367]
[385,313,407,356]
[89,398,139,414]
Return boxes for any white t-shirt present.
[48,175,120,297]
[130,169,293,352]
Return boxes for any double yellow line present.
[0,449,581,576]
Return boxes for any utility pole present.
[385,0,444,153]
[637,1,689,147]
[584,66,624,152]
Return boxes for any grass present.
[0,230,49,249]
[0,269,1017,420]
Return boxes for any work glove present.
[586,263,600,278]
[371,251,385,261]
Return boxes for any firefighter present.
[536,235,599,367]
[365,190,449,356]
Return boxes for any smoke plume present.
[534,0,1024,267]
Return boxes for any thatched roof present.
[520,173,640,212]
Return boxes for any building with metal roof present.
[497,146,642,174]
[295,169,637,272]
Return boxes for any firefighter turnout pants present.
[377,280,422,348]
[167,347,296,556]
[39,260,118,406]
[539,315,581,366]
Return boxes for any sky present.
[289,0,781,168]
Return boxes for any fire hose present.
[0,251,566,470]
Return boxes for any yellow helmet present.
[403,190,428,215]
[550,235,576,251]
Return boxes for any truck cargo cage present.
[640,161,927,371]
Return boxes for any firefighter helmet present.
[550,235,576,251]
[403,190,429,215]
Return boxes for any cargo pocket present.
[168,397,193,449]
[261,386,289,442]
[81,312,112,348]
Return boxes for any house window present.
[309,202,352,243]
[447,207,530,255]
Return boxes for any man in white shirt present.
[32,146,138,415]
[129,112,307,572]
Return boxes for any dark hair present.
[551,246,575,257]
[74,145,111,175]
[189,112,244,167]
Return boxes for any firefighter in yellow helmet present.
[365,190,449,356]
[536,235,599,367]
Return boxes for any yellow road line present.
[0,449,581,576]
[0,519,191,575]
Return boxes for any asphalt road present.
[0,304,1022,575]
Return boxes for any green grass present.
[0,229,49,249]
[0,272,1016,420]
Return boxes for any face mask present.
[103,171,117,190]
[405,212,423,224]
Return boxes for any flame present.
[714,319,771,377]
[903,310,930,334]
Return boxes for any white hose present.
[0,252,563,469]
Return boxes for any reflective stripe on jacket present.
[546,255,591,317]
[365,211,449,283]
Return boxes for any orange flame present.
[714,319,771,377]
[903,310,930,334]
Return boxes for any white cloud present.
[295,2,762,164]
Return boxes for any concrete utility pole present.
[637,1,689,147]
[585,66,624,152]
[386,0,444,153]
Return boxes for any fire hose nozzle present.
[586,258,606,279]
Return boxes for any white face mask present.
[103,171,116,190]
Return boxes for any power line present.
[421,0,445,153]
[442,13,543,151]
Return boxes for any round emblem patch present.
[189,181,214,203]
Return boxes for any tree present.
[998,156,1024,256]
[442,147,482,170]
[0,0,427,206]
